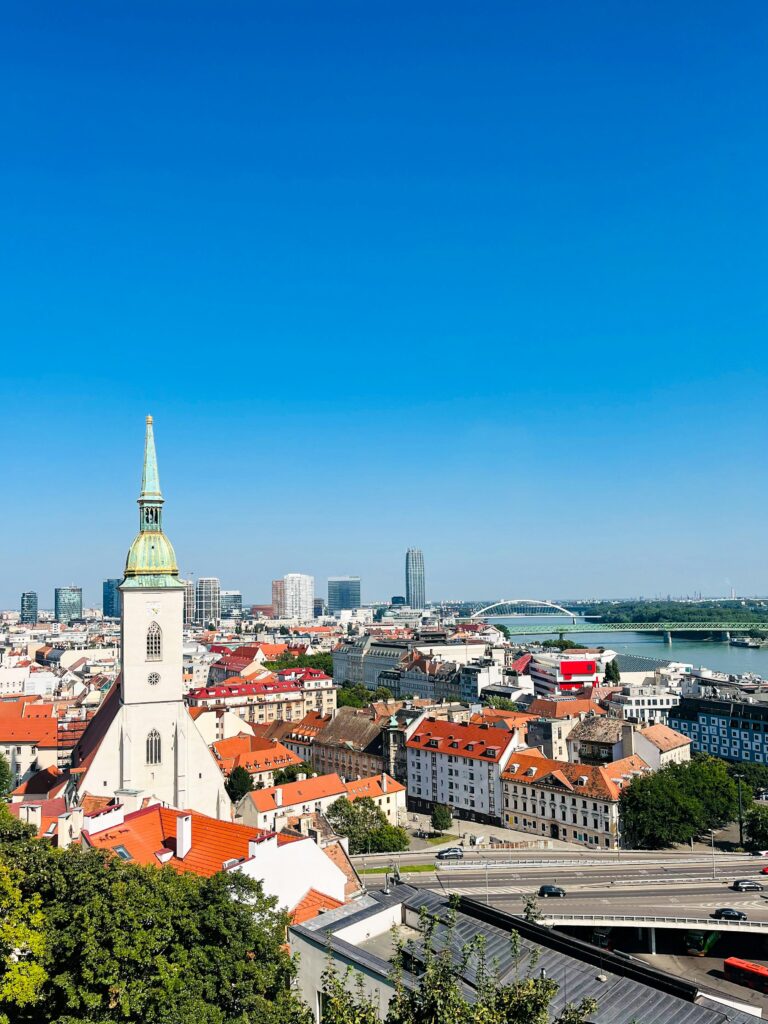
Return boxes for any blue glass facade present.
[669,696,768,764]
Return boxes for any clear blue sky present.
[1,2,766,608]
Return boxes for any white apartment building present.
[606,675,682,724]
[196,577,221,626]
[283,574,315,622]
[406,718,523,825]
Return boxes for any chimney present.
[176,813,192,859]
[274,787,283,808]
[21,803,42,832]
[57,808,84,849]
[381,774,388,793]
[621,722,636,758]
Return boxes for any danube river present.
[486,616,768,677]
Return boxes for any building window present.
[146,622,162,661]
[146,729,161,765]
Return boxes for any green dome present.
[124,529,179,578]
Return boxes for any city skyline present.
[2,5,767,604]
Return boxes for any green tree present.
[0,861,46,1023]
[744,805,768,851]
[521,894,543,924]
[273,761,314,786]
[620,757,742,849]
[263,652,334,676]
[0,754,12,798]
[495,624,510,639]
[225,764,255,803]
[604,659,621,684]
[326,797,409,855]
[430,804,453,835]
[484,696,518,712]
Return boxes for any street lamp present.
[709,828,717,880]
[734,774,745,848]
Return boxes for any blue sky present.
[1,2,766,608]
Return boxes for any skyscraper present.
[181,579,196,625]
[283,573,314,621]
[20,592,37,624]
[102,578,121,618]
[196,578,221,626]
[405,548,425,609]
[271,579,286,618]
[55,586,83,624]
[221,590,242,617]
[327,576,361,615]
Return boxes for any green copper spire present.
[140,414,162,500]
[123,415,181,586]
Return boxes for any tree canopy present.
[745,805,768,851]
[326,797,409,855]
[0,806,311,1024]
[337,684,393,709]
[619,756,744,848]
[430,804,452,834]
[263,652,334,676]
[0,755,12,799]
[225,764,255,803]
[273,761,314,786]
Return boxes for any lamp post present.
[734,774,745,848]
[710,828,716,880]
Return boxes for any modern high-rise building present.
[195,577,221,626]
[55,586,83,625]
[271,579,286,618]
[181,579,196,624]
[20,591,38,624]
[327,576,361,615]
[313,597,325,618]
[405,548,425,609]
[221,590,243,618]
[102,578,122,618]
[283,573,314,621]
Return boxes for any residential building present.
[271,579,286,618]
[309,706,390,779]
[668,695,768,764]
[82,801,350,923]
[196,577,221,626]
[220,590,242,618]
[237,771,405,832]
[333,635,491,692]
[567,717,636,765]
[209,735,302,786]
[605,675,682,724]
[405,548,425,608]
[102,578,121,619]
[290,886,754,1024]
[632,723,691,770]
[20,591,37,625]
[69,417,231,819]
[282,711,332,763]
[181,579,196,624]
[526,715,582,761]
[406,718,523,825]
[54,587,82,625]
[327,577,361,615]
[283,574,314,621]
[187,677,305,724]
[502,751,650,848]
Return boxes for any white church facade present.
[71,417,231,819]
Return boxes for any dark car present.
[732,879,764,892]
[538,885,566,898]
[436,847,464,861]
[711,908,747,921]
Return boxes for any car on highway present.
[732,879,764,892]
[711,908,748,921]
[760,866,768,875]
[435,847,464,861]
[538,885,566,898]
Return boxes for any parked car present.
[711,908,747,921]
[436,847,464,861]
[761,866,768,875]
[538,885,566,898]
[732,879,764,892]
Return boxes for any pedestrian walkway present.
[403,810,573,852]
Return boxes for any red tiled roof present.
[188,677,300,700]
[11,766,67,800]
[406,719,516,763]
[527,697,606,719]
[291,888,343,924]
[210,735,302,776]
[343,773,405,800]
[246,773,347,814]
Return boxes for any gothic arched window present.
[146,622,162,661]
[146,729,161,765]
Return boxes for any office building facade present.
[196,577,221,626]
[669,696,768,764]
[405,548,425,609]
[182,579,196,625]
[54,586,83,625]
[221,590,243,617]
[283,573,314,621]
[327,576,361,615]
[271,579,286,618]
[20,592,38,625]
[102,578,121,618]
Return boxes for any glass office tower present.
[327,576,361,615]
[55,586,83,624]
[20,591,38,624]
[405,548,425,609]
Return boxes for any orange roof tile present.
[639,723,691,752]
[210,735,302,776]
[343,773,405,800]
[245,773,347,814]
[406,719,517,763]
[291,888,343,924]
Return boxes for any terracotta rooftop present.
[407,718,517,763]
[639,723,692,752]
[210,735,302,776]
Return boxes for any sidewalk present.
[403,811,574,852]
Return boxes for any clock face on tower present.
[146,602,161,617]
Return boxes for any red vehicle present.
[723,957,768,993]
[760,865,768,875]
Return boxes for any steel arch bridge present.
[471,600,579,619]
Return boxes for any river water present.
[486,616,768,677]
